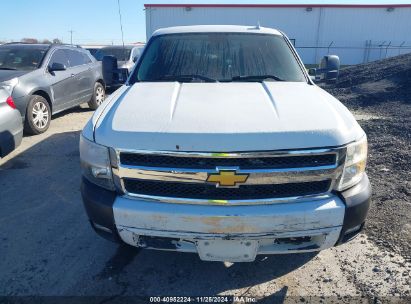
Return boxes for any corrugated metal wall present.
[145,6,411,65]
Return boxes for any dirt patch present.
[322,53,411,261]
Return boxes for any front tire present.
[88,82,106,110]
[24,95,51,135]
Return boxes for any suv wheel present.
[88,82,106,110]
[24,95,51,135]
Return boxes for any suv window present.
[49,49,69,68]
[82,52,92,64]
[65,49,90,67]
[132,33,306,83]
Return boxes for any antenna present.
[117,0,125,50]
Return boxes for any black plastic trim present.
[336,174,371,245]
[123,178,331,200]
[81,177,122,243]
[119,152,337,169]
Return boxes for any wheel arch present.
[30,90,53,113]
[96,78,106,88]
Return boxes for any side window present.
[65,49,89,67]
[48,49,69,68]
[82,52,92,64]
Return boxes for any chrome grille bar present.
[117,165,341,185]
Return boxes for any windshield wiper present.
[154,74,218,83]
[231,75,284,82]
[0,67,17,70]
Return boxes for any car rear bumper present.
[81,174,371,261]
[0,109,23,158]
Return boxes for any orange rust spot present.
[181,216,258,233]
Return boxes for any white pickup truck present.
[80,25,371,262]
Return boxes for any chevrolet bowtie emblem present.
[207,170,249,187]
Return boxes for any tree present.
[52,38,62,44]
[41,39,52,44]
[21,38,38,44]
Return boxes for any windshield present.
[0,46,47,71]
[95,47,132,61]
[132,33,306,83]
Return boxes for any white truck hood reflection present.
[94,82,363,151]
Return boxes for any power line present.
[117,0,125,49]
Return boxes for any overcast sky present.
[0,0,409,44]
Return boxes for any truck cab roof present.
[152,25,283,36]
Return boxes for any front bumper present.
[81,174,371,261]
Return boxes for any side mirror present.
[319,55,340,83]
[102,55,118,86]
[132,56,138,63]
[102,55,128,86]
[48,62,66,72]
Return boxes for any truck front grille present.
[123,179,332,200]
[114,149,343,204]
[120,153,336,169]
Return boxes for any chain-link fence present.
[293,40,411,65]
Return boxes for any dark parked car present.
[81,45,104,58]
[84,47,103,58]
[94,45,144,73]
[0,43,106,134]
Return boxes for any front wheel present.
[88,82,106,110]
[24,95,51,135]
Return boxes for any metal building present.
[144,3,411,65]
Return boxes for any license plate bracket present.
[196,240,258,262]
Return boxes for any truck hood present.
[94,82,363,151]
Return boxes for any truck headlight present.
[80,135,115,191]
[337,136,367,191]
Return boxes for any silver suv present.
[0,43,105,134]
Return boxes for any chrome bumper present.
[113,195,345,261]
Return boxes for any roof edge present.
[144,3,411,8]
[152,25,283,36]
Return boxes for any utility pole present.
[117,0,125,49]
[68,30,74,45]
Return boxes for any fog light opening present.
[274,236,312,245]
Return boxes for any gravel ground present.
[1,54,411,302]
